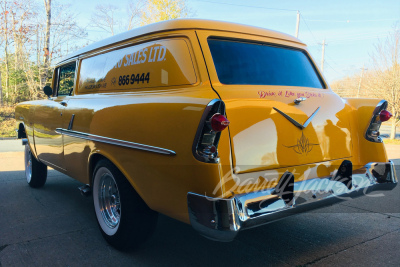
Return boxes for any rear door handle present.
[60,101,67,107]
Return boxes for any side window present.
[58,63,76,96]
[78,38,197,93]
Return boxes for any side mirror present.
[43,86,53,97]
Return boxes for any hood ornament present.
[273,107,320,130]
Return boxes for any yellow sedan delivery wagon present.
[15,19,397,250]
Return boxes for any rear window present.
[208,38,324,89]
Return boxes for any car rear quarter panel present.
[343,98,388,166]
[61,87,225,224]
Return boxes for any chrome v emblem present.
[273,107,321,130]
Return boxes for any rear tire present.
[92,159,158,250]
[24,144,47,188]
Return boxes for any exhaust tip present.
[78,184,92,197]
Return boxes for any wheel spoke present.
[98,172,121,229]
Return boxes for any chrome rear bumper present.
[187,161,398,242]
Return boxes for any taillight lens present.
[211,114,230,132]
[192,100,228,163]
[379,110,392,122]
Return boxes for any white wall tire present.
[24,144,47,188]
[92,159,158,250]
[93,166,121,236]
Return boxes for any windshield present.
[208,38,324,89]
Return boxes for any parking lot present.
[0,140,399,266]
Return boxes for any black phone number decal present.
[118,72,150,86]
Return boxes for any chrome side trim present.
[55,128,176,155]
[188,160,397,242]
[39,158,67,172]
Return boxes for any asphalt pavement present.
[0,141,399,266]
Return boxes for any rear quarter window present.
[208,38,324,89]
[78,38,197,93]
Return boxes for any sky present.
[59,0,400,84]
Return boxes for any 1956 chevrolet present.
[15,19,397,250]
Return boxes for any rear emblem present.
[273,107,320,130]
[284,132,319,155]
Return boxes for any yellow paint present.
[15,20,389,224]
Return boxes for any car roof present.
[57,18,304,65]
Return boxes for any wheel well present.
[88,153,151,212]
[88,153,106,186]
[18,123,27,139]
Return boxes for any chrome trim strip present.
[273,107,304,129]
[55,128,176,155]
[188,161,397,242]
[39,158,67,172]
[68,114,75,130]
[273,106,320,130]
[302,107,321,128]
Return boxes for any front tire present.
[24,143,47,188]
[92,159,158,250]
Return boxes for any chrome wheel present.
[99,173,121,228]
[92,159,158,250]
[24,144,32,183]
[94,167,121,235]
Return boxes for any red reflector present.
[211,114,230,132]
[379,110,392,122]
[210,146,217,153]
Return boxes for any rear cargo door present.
[197,32,352,174]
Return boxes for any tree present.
[0,0,87,105]
[90,0,189,38]
[0,1,10,104]
[90,5,119,36]
[367,26,400,139]
[40,0,50,87]
[127,0,146,30]
[43,0,50,66]
[140,0,189,26]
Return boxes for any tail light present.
[211,114,230,132]
[192,99,228,163]
[379,110,392,122]
[365,100,390,142]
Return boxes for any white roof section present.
[57,18,303,65]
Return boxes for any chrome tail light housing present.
[365,100,391,142]
[192,99,228,163]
